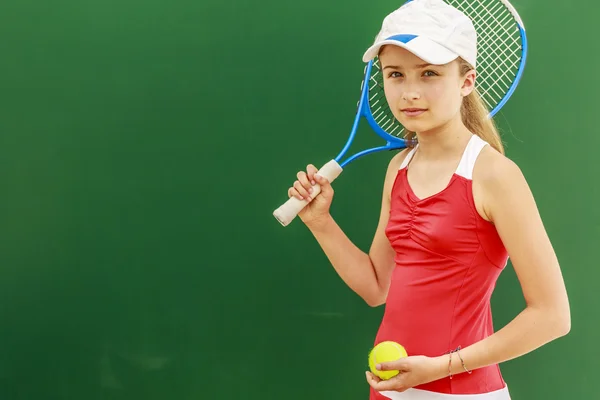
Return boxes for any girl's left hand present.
[365,355,446,393]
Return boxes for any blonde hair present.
[402,58,505,154]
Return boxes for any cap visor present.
[362,36,459,65]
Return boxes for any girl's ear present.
[461,69,476,97]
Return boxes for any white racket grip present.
[273,159,343,227]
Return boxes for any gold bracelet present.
[454,346,472,374]
[447,351,454,379]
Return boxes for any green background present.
[0,0,597,398]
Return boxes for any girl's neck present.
[413,116,473,161]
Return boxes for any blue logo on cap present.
[385,34,418,43]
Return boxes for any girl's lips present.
[401,108,427,117]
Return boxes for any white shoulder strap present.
[455,135,488,180]
[399,146,418,170]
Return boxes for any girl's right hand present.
[288,164,335,228]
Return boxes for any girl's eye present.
[389,72,402,78]
[423,70,439,77]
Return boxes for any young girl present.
[286,0,570,399]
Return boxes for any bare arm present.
[305,151,407,306]
[436,148,571,375]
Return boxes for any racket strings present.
[366,0,525,138]
[447,0,523,110]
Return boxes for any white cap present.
[362,0,477,68]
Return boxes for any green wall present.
[0,0,597,398]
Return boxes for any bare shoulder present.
[385,148,412,181]
[472,145,531,222]
[382,148,412,199]
[473,145,525,184]
[388,148,412,172]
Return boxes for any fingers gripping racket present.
[273,0,527,227]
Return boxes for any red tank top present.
[370,135,509,398]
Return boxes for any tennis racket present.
[273,0,527,227]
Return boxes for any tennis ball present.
[368,341,407,380]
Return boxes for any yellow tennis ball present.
[368,341,408,380]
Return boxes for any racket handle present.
[273,159,343,227]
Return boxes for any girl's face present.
[378,45,475,134]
